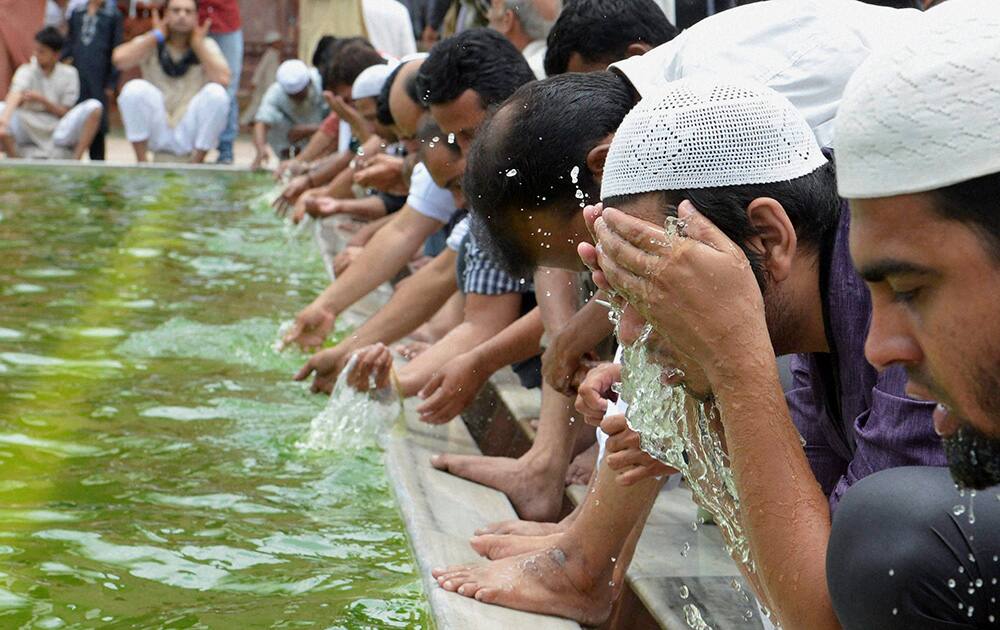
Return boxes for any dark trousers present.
[827,466,1000,629]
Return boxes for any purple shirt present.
[785,209,946,512]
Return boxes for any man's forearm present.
[470,306,544,374]
[340,251,459,354]
[112,32,156,70]
[713,359,838,630]
[535,268,580,334]
[0,92,22,122]
[397,293,522,395]
[296,129,335,164]
[337,197,386,220]
[313,208,439,316]
[193,40,230,86]
[566,295,616,352]
[309,150,354,189]
[253,123,269,155]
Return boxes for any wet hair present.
[932,171,1000,260]
[466,72,636,275]
[376,63,404,126]
[544,0,677,76]
[418,117,461,157]
[322,39,384,91]
[606,160,842,292]
[35,26,65,53]
[311,35,338,68]
[416,28,536,109]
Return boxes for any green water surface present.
[0,167,428,629]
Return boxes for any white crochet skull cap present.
[352,63,394,100]
[601,76,828,201]
[277,60,311,95]
[836,0,1000,199]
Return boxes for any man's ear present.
[746,197,797,283]
[625,42,653,58]
[586,134,615,182]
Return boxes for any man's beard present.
[943,423,1000,490]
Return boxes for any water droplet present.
[892,608,898,616]
[680,541,690,557]
[976,578,984,587]
[570,166,580,184]
[447,133,456,144]
[679,585,689,599]
[948,579,957,588]
[506,169,518,177]
[888,569,895,576]
[953,504,966,516]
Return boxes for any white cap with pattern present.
[352,63,394,100]
[277,60,311,95]
[836,0,1000,199]
[601,77,828,201]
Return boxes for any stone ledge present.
[384,401,582,630]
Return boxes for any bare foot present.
[431,453,564,522]
[471,531,565,560]
[565,442,597,486]
[432,543,614,626]
[474,519,565,537]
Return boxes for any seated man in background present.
[112,0,230,163]
[0,26,103,160]
[251,59,328,170]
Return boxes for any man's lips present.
[932,403,961,438]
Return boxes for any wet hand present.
[305,196,341,219]
[353,154,406,195]
[574,362,621,426]
[589,201,770,385]
[251,148,269,172]
[601,414,678,486]
[416,352,488,425]
[346,343,393,392]
[542,324,598,396]
[323,91,358,121]
[293,346,349,394]
[281,302,335,351]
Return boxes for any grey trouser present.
[828,466,1000,629]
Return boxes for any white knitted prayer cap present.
[352,64,393,100]
[836,0,1000,199]
[277,60,311,94]
[601,77,827,201]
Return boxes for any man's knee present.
[81,99,103,117]
[118,79,155,108]
[199,82,230,107]
[828,467,968,629]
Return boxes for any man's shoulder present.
[55,62,80,80]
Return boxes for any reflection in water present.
[0,168,427,628]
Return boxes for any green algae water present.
[0,167,429,628]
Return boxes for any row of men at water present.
[264,0,1000,627]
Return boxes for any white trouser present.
[117,79,229,156]
[0,98,102,150]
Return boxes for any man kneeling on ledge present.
[111,0,230,163]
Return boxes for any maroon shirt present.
[785,208,947,512]
[198,0,241,34]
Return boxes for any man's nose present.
[864,302,923,372]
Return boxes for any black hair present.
[311,35,338,68]
[376,63,404,126]
[416,28,536,109]
[321,39,384,91]
[606,161,842,292]
[35,26,65,53]
[933,171,1000,260]
[418,117,461,157]
[544,0,677,76]
[466,72,636,276]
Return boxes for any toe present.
[456,581,480,598]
